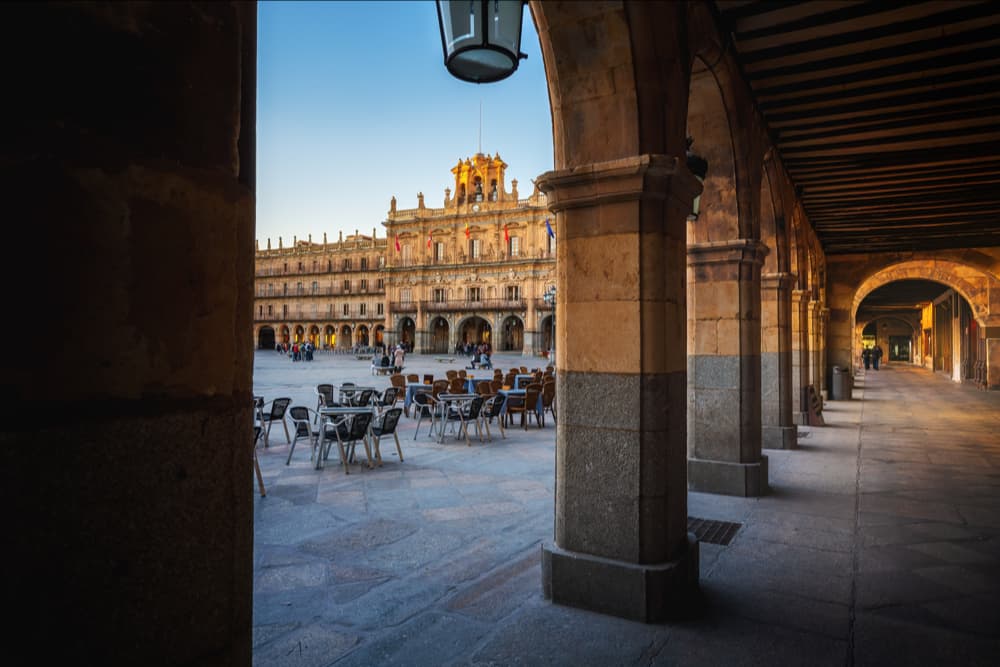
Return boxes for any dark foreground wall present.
[0,3,255,664]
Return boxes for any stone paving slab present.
[252,354,1000,666]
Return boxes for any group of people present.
[862,345,883,371]
[276,341,315,362]
[467,342,493,370]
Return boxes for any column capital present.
[762,271,796,290]
[536,154,701,224]
[687,239,769,267]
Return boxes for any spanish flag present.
[503,223,509,243]
[394,235,401,253]
[427,230,432,248]
[465,222,470,239]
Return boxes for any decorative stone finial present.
[255,239,259,251]
[390,195,397,213]
[278,236,283,249]
[417,192,425,209]
[267,238,271,250]
[308,233,312,244]
[339,230,343,242]
[511,179,518,200]
[323,232,327,244]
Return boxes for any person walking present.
[872,344,883,371]
[862,347,871,370]
[393,344,405,374]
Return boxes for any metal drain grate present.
[687,517,741,546]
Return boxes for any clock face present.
[472,204,480,212]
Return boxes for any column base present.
[793,411,810,426]
[688,456,769,497]
[762,425,797,450]
[541,536,699,623]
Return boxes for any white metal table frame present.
[317,406,377,471]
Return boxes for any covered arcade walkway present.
[251,356,1000,665]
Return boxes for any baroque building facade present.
[252,152,556,357]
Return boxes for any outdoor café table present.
[316,406,376,470]
[497,388,544,425]
[253,395,265,423]
[404,383,433,415]
[433,393,477,443]
[463,377,480,394]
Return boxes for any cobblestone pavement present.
[252,354,1000,666]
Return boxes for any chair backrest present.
[414,392,432,410]
[317,384,335,407]
[432,379,449,398]
[355,389,375,406]
[490,379,503,393]
[458,369,467,379]
[493,369,503,378]
[519,366,528,374]
[466,396,484,419]
[348,412,374,440]
[390,374,406,388]
[446,370,458,380]
[269,397,291,418]
[423,374,434,384]
[449,377,465,393]
[381,387,398,406]
[288,406,311,436]
[526,382,543,393]
[486,394,507,417]
[542,381,555,405]
[476,380,492,395]
[525,387,540,412]
[504,373,516,387]
[377,407,403,435]
[406,374,419,383]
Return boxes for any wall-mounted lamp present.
[437,1,527,83]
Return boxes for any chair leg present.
[264,420,272,447]
[393,432,404,462]
[253,447,266,497]
[372,435,383,466]
[285,434,298,465]
[359,435,375,469]
[335,436,351,474]
[281,418,291,443]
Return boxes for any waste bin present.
[830,366,852,400]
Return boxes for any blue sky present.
[257,1,553,246]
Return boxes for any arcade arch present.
[339,325,352,349]
[430,317,449,354]
[398,317,415,350]
[257,326,275,350]
[500,315,523,351]
[458,315,491,346]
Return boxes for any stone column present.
[791,289,810,425]
[951,294,963,381]
[687,240,769,496]
[808,300,822,396]
[523,297,537,358]
[820,307,830,397]
[537,155,700,623]
[987,330,1000,389]
[761,273,796,449]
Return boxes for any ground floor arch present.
[540,314,553,353]
[339,325,352,349]
[258,326,275,350]
[308,325,319,346]
[325,325,335,349]
[280,325,290,344]
[293,325,304,344]
[500,315,524,351]
[356,325,370,347]
[374,324,385,346]
[430,317,450,354]
[459,316,492,347]
[398,317,415,350]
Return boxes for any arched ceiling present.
[714,0,1000,254]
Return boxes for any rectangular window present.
[402,245,412,264]
[343,279,351,293]
[434,242,445,261]
[283,283,288,296]
[268,283,274,296]
[282,304,288,317]
[342,303,349,316]
[377,303,384,315]
[401,288,412,303]
[360,279,368,292]
[509,236,520,257]
[470,238,481,259]
[378,255,385,268]
[360,257,368,270]
[311,281,318,294]
[376,278,384,290]
[342,258,352,271]
[468,287,481,302]
[360,303,367,316]
[258,305,262,317]
[433,288,446,303]
[547,233,555,254]
[506,285,520,301]
[267,305,273,316]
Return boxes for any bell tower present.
[449,152,508,208]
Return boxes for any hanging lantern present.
[436,1,527,83]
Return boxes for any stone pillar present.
[951,294,963,381]
[820,307,830,397]
[791,289,810,425]
[987,330,1000,389]
[687,240,769,496]
[524,298,537,358]
[1,3,253,664]
[761,273,796,449]
[808,300,822,395]
[537,155,700,623]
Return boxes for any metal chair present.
[406,373,420,384]
[541,381,556,426]
[377,387,399,413]
[481,394,506,440]
[448,377,465,393]
[371,407,404,464]
[286,406,324,465]
[326,411,375,474]
[352,388,375,407]
[315,384,337,422]
[339,382,357,404]
[252,425,266,497]
[260,397,291,446]
[412,392,436,439]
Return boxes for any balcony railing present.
[389,301,418,313]
[419,298,526,312]
[255,310,384,322]
[384,247,554,270]
[256,285,385,298]
[534,298,554,311]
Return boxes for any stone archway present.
[293,325,304,344]
[308,325,319,346]
[280,325,290,344]
[339,325,352,349]
[458,315,492,347]
[325,325,335,349]
[374,325,385,346]
[430,317,449,354]
[258,326,275,350]
[356,325,370,347]
[398,317,415,350]
[500,315,524,351]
